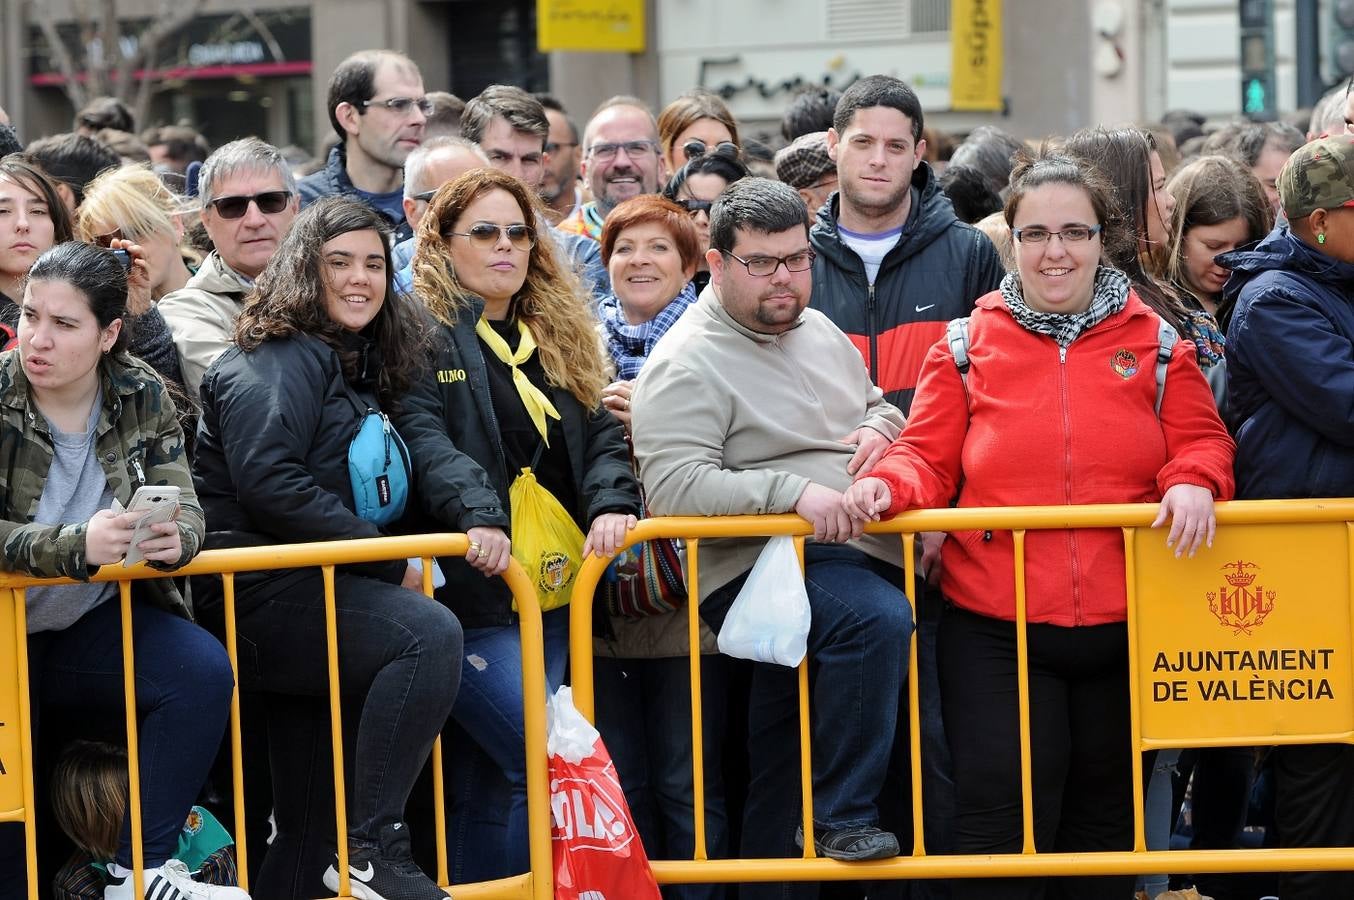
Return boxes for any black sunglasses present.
[682,139,739,162]
[676,198,714,214]
[206,191,293,220]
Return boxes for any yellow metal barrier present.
[569,500,1354,885]
[0,534,553,900]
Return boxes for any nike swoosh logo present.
[915,304,936,313]
[351,862,376,882]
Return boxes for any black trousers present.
[939,604,1136,900]
[1275,743,1354,899]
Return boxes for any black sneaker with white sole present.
[321,822,450,900]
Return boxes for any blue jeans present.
[704,543,913,900]
[595,653,730,900]
[0,598,234,900]
[446,606,570,880]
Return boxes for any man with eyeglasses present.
[535,94,582,226]
[390,136,489,294]
[297,49,428,243]
[455,87,608,300]
[632,178,911,879]
[159,138,299,393]
[558,96,667,243]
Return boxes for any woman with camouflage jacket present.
[0,242,238,900]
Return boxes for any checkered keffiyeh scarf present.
[598,282,698,380]
[1000,266,1131,347]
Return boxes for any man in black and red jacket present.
[810,75,1004,416]
[808,77,1004,899]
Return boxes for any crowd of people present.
[1,45,1353,900]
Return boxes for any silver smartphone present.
[122,485,181,567]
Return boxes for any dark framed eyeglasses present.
[676,198,714,215]
[1012,224,1102,244]
[360,96,435,116]
[412,190,438,203]
[545,141,579,155]
[447,222,536,250]
[589,140,659,162]
[205,191,293,220]
[683,139,739,162]
[725,249,816,277]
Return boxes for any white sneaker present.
[104,859,251,900]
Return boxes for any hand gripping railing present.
[0,534,554,900]
[568,500,1354,886]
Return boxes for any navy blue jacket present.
[297,146,413,243]
[1221,225,1354,499]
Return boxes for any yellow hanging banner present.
[1131,523,1354,746]
[537,0,646,53]
[0,590,25,815]
[950,0,1003,111]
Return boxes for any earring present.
[1318,232,1327,244]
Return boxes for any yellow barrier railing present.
[0,535,552,900]
[570,500,1354,884]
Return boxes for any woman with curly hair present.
[397,167,640,881]
[191,197,462,900]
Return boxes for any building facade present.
[0,0,1334,155]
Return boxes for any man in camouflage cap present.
[1279,131,1354,223]
[1224,128,1354,900]
[774,131,838,220]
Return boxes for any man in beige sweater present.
[630,178,912,873]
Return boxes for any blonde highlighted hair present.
[411,167,609,407]
[76,164,196,245]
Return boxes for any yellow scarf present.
[475,316,561,445]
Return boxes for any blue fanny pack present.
[340,380,411,526]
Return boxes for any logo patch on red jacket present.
[1111,349,1138,378]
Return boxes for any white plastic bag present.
[546,685,601,764]
[716,536,811,666]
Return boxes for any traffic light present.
[1333,0,1354,80]
[1240,0,1276,121]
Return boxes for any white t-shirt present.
[838,224,903,286]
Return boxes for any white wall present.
[653,0,952,131]
[1165,0,1298,117]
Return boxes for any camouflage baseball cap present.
[1279,133,1354,219]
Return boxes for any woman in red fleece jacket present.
[844,152,1235,900]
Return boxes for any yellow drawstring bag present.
[509,466,586,611]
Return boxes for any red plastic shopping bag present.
[548,686,662,900]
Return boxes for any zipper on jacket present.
[867,283,879,384]
[1056,344,1083,625]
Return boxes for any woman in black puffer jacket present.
[192,197,461,900]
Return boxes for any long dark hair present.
[0,156,75,245]
[27,242,130,354]
[1060,127,1191,331]
[235,197,425,406]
